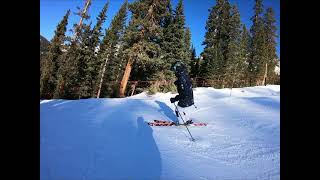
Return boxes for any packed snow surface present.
[40,85,280,180]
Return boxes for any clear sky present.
[40,0,280,57]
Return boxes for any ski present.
[147,120,207,126]
[147,120,175,126]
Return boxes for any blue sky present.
[40,0,280,57]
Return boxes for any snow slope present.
[40,85,280,180]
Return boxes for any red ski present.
[147,120,175,126]
[147,120,207,126]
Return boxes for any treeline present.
[40,0,279,99]
[199,0,279,88]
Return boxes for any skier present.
[170,60,195,125]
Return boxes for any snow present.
[40,85,280,180]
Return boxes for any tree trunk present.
[130,81,138,96]
[79,0,91,26]
[119,57,133,97]
[96,53,110,98]
[221,77,225,89]
[73,0,91,40]
[262,63,268,86]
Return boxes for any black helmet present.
[170,60,183,72]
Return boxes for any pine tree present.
[200,3,219,78]
[201,0,225,77]
[119,0,170,97]
[189,45,199,78]
[225,5,241,87]
[40,35,51,77]
[160,0,188,71]
[73,0,92,38]
[54,2,92,99]
[79,1,109,98]
[184,26,192,71]
[95,0,128,98]
[173,0,188,65]
[140,0,178,94]
[160,0,177,79]
[240,24,252,86]
[263,7,278,84]
[40,10,70,99]
[201,0,231,87]
[77,22,95,98]
[54,40,81,99]
[250,0,267,85]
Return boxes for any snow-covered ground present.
[40,85,280,180]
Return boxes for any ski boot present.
[185,119,193,125]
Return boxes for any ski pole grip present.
[174,103,179,117]
[175,110,179,117]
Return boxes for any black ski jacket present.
[172,67,194,107]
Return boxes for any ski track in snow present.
[40,85,280,180]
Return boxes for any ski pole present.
[174,103,195,141]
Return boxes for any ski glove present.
[170,95,180,103]
[170,98,176,103]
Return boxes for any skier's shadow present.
[100,116,162,180]
[133,116,162,179]
[40,100,162,180]
[155,100,178,122]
